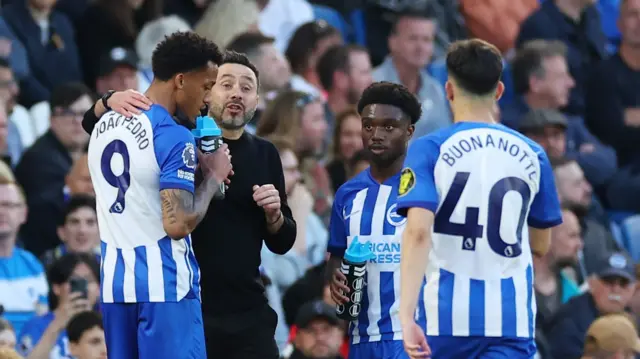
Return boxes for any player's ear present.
[494,81,505,101]
[445,81,454,102]
[407,123,415,139]
[174,74,185,89]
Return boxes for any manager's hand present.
[329,268,350,305]
[197,144,233,184]
[108,89,152,118]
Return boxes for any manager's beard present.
[209,102,257,130]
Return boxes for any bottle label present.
[336,261,366,319]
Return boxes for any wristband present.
[101,90,115,111]
[268,212,283,225]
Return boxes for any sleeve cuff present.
[528,217,563,229]
[396,201,438,217]
[327,245,346,257]
[159,181,195,193]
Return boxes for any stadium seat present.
[608,211,640,262]
[349,9,367,46]
[312,5,350,41]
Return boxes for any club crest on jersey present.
[386,203,407,226]
[182,143,196,169]
[398,167,415,197]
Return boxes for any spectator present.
[0,100,19,168]
[282,262,333,328]
[14,83,94,256]
[66,312,106,359]
[163,0,212,26]
[547,251,636,359]
[517,106,617,191]
[0,17,30,82]
[535,207,582,331]
[135,15,191,89]
[316,45,373,139]
[281,300,345,359]
[18,253,100,359]
[347,149,370,180]
[226,32,292,130]
[0,59,35,154]
[582,313,640,359]
[258,0,314,54]
[516,0,608,116]
[76,0,162,87]
[373,11,450,138]
[194,0,261,49]
[2,0,83,107]
[40,195,99,269]
[0,318,16,349]
[63,154,93,200]
[325,108,363,193]
[256,91,332,224]
[552,157,622,280]
[94,48,139,96]
[0,177,48,334]
[285,21,343,97]
[585,0,640,212]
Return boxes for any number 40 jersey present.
[396,122,562,340]
[87,105,201,305]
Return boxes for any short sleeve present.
[528,151,563,228]
[396,139,440,217]
[154,124,197,193]
[327,197,347,256]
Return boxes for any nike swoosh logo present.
[344,209,362,220]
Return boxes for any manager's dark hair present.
[60,195,96,226]
[67,311,103,343]
[226,32,275,59]
[50,83,95,112]
[357,82,422,124]
[446,39,503,96]
[152,31,223,81]
[47,253,100,310]
[316,44,367,91]
[222,50,260,86]
[512,40,568,95]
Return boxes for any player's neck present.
[451,101,497,124]
[0,236,15,258]
[145,82,176,115]
[370,154,405,183]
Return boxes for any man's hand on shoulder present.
[106,90,152,118]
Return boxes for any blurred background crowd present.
[0,0,639,358]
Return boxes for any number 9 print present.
[100,140,131,214]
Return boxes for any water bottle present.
[192,115,226,197]
[336,236,375,321]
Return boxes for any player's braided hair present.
[356,81,422,124]
[152,31,223,81]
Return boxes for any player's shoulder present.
[334,169,375,204]
[9,248,45,275]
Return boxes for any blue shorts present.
[349,340,409,359]
[101,297,206,359]
[428,336,536,359]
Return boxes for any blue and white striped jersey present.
[396,122,562,339]
[327,169,426,344]
[87,105,201,304]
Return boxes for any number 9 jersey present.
[396,122,562,339]
[87,105,201,304]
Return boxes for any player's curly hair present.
[151,31,223,81]
[356,82,422,124]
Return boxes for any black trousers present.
[204,304,280,359]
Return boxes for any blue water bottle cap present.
[344,236,375,264]
[192,116,221,138]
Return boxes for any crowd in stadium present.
[0,0,639,358]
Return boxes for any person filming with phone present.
[17,253,100,359]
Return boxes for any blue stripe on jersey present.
[360,185,379,235]
[501,277,517,337]
[438,269,454,336]
[378,271,394,341]
[186,236,201,300]
[357,276,371,343]
[113,248,126,302]
[526,265,534,336]
[158,238,178,302]
[134,246,149,302]
[469,278,485,336]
